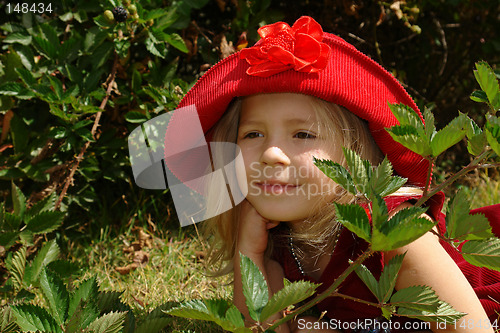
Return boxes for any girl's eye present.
[294,132,316,139]
[243,132,263,139]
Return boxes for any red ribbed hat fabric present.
[169,29,429,186]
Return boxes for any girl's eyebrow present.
[239,117,315,127]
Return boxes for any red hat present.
[165,16,428,187]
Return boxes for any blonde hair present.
[202,94,420,276]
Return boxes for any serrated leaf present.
[24,239,60,286]
[134,317,171,333]
[3,212,22,230]
[423,107,436,141]
[467,132,487,156]
[342,147,370,191]
[6,246,26,291]
[372,207,433,251]
[370,194,389,228]
[68,276,99,321]
[390,285,440,313]
[461,239,500,271]
[0,231,19,249]
[39,268,69,325]
[445,189,493,241]
[225,304,245,328]
[334,203,371,242]
[16,67,37,88]
[240,253,269,321]
[397,300,466,323]
[145,37,167,59]
[25,211,64,234]
[485,117,500,156]
[470,90,488,103]
[164,33,189,53]
[386,126,431,157]
[0,306,19,332]
[260,280,318,321]
[47,75,64,99]
[166,299,238,330]
[26,192,57,218]
[354,263,380,301]
[388,103,425,132]
[380,176,407,197]
[87,311,127,333]
[430,113,468,157]
[11,304,62,333]
[474,61,500,110]
[314,157,357,195]
[3,32,32,45]
[378,253,405,303]
[11,182,26,219]
[32,36,57,60]
[369,157,392,196]
[98,291,124,313]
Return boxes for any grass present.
[67,224,231,332]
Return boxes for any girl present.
[164,16,500,332]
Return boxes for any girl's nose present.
[260,146,291,166]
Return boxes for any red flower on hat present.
[240,16,331,77]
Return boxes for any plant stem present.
[422,157,434,199]
[415,149,492,207]
[55,54,119,210]
[266,249,374,331]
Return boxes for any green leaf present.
[32,36,58,60]
[343,147,370,191]
[0,231,19,249]
[47,75,64,99]
[11,182,26,219]
[485,116,500,156]
[445,189,493,241]
[0,306,19,333]
[25,211,64,234]
[423,107,436,141]
[474,61,500,110]
[260,280,319,321]
[430,113,468,157]
[26,192,57,218]
[24,239,60,285]
[461,239,500,271]
[3,212,22,230]
[39,268,69,325]
[166,299,238,330]
[3,32,32,45]
[5,246,26,291]
[164,33,189,53]
[397,300,466,323]
[314,157,357,195]
[125,111,148,123]
[334,203,371,243]
[135,303,172,333]
[87,311,127,333]
[390,285,440,313]
[354,263,380,301]
[240,253,269,321]
[372,207,433,251]
[66,299,98,333]
[470,90,488,104]
[145,37,167,59]
[11,304,62,333]
[370,157,407,197]
[386,125,431,157]
[224,304,246,329]
[98,291,124,313]
[378,253,405,303]
[370,194,389,228]
[68,276,99,321]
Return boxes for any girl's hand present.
[237,199,280,257]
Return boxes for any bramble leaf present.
[334,203,371,243]
[39,268,69,325]
[260,280,319,321]
[24,239,60,286]
[390,285,440,313]
[240,253,269,321]
[445,189,493,241]
[354,264,380,301]
[87,311,127,333]
[11,304,62,333]
[378,253,405,303]
[397,300,466,323]
[314,157,357,195]
[430,112,468,157]
[11,182,26,219]
[25,211,64,234]
[474,61,500,110]
[343,147,371,191]
[485,116,500,156]
[5,246,26,291]
[461,239,500,271]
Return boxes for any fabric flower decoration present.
[240,16,331,77]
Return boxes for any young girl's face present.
[236,93,342,223]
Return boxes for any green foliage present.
[167,253,318,332]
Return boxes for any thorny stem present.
[55,54,119,210]
[422,157,434,200]
[415,149,493,208]
[266,250,375,332]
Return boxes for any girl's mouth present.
[256,182,299,194]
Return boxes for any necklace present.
[288,226,343,277]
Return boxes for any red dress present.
[273,193,500,330]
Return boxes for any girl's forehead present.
[240,93,318,123]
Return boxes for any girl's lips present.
[256,182,299,194]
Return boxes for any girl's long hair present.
[202,94,421,276]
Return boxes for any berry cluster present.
[112,6,128,22]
